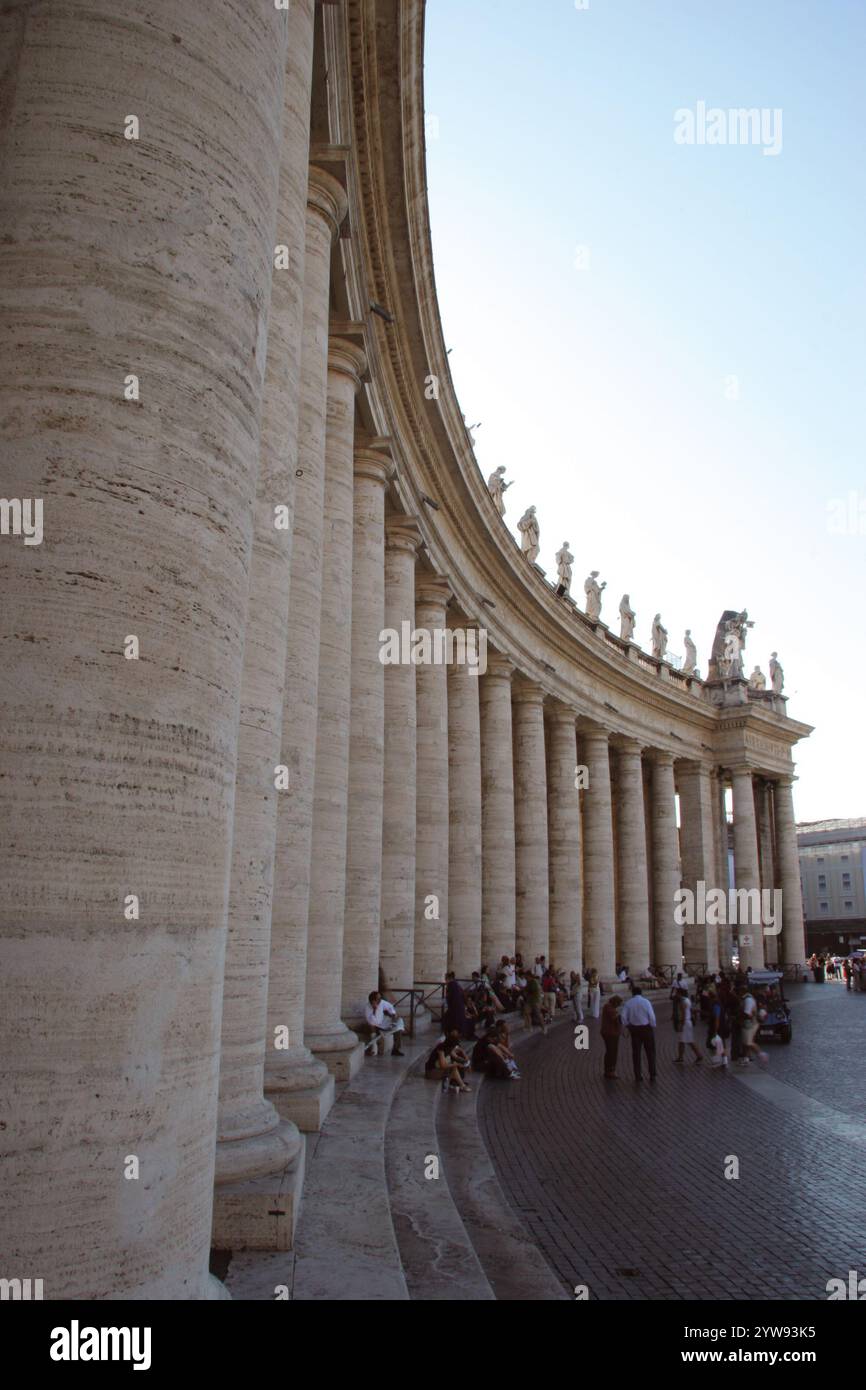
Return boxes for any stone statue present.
[708,609,754,681]
[748,665,767,690]
[769,651,784,694]
[651,613,668,661]
[584,570,606,622]
[555,541,574,593]
[517,505,540,563]
[487,465,512,517]
[619,593,635,642]
[682,629,697,674]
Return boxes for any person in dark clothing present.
[600,994,623,1079]
[442,972,474,1040]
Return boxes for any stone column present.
[379,518,423,999]
[756,779,779,965]
[300,350,371,1081]
[677,760,721,973]
[513,679,550,963]
[773,776,807,967]
[447,630,484,976]
[413,577,452,986]
[713,770,734,968]
[612,738,651,975]
[580,723,616,979]
[213,0,316,1251]
[546,704,582,974]
[341,446,393,1029]
[0,0,288,1298]
[266,167,348,1125]
[649,751,683,972]
[480,654,517,967]
[731,767,765,970]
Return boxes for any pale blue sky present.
[424,0,865,822]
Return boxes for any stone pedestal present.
[513,679,550,962]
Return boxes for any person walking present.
[674,989,703,1066]
[588,967,601,1019]
[600,994,623,1079]
[570,970,585,1022]
[620,987,657,1081]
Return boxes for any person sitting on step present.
[363,990,405,1057]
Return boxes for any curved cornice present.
[332,0,811,770]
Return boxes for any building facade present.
[1,0,812,1299]
[798,820,866,955]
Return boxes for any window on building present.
[841,855,849,862]
[817,856,825,864]
[842,874,851,888]
[844,901,854,910]
[818,874,827,889]
[820,902,829,912]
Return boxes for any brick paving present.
[478,983,866,1300]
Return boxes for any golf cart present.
[747,969,792,1044]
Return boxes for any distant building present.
[797,818,866,954]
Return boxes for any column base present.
[308,1036,366,1082]
[212,1136,305,1253]
[265,1046,336,1132]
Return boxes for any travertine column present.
[773,776,807,966]
[613,738,651,975]
[341,447,393,1027]
[413,577,452,984]
[379,518,423,997]
[480,654,517,966]
[756,779,779,965]
[547,704,582,974]
[266,167,348,1122]
[677,760,721,973]
[581,724,616,979]
[303,349,371,1079]
[731,767,765,970]
[649,751,683,971]
[447,630,484,976]
[513,679,550,962]
[213,0,316,1247]
[713,770,734,967]
[0,0,288,1298]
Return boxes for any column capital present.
[546,698,578,725]
[327,336,367,390]
[676,757,715,778]
[353,446,393,488]
[483,651,515,682]
[384,515,423,555]
[415,574,453,612]
[773,772,796,789]
[728,763,756,781]
[307,163,348,241]
[512,676,546,706]
[577,718,610,742]
[645,747,676,768]
[610,733,644,755]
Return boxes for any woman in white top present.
[674,989,703,1066]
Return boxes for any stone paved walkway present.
[478,983,866,1301]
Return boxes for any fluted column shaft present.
[341,449,393,1025]
[774,777,807,966]
[301,348,369,1068]
[513,681,550,962]
[447,636,483,976]
[214,0,316,1202]
[547,705,582,974]
[0,0,288,1298]
[614,739,651,974]
[581,726,616,979]
[677,761,721,973]
[713,771,734,967]
[413,579,452,984]
[379,520,423,995]
[650,752,682,971]
[480,655,517,966]
[756,780,778,964]
[267,167,348,1106]
[731,768,765,971]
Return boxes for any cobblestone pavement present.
[478,983,866,1300]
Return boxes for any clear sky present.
[423,0,865,823]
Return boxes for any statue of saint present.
[651,613,668,661]
[555,542,574,593]
[619,593,635,642]
[517,505,540,563]
[748,665,767,690]
[584,570,606,622]
[708,609,754,681]
[769,652,784,694]
[682,629,697,674]
[487,465,512,517]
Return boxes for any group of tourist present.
[807,952,866,990]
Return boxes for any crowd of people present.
[807,952,866,989]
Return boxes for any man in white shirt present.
[364,991,405,1057]
[620,988,658,1081]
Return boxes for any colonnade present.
[0,0,809,1301]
